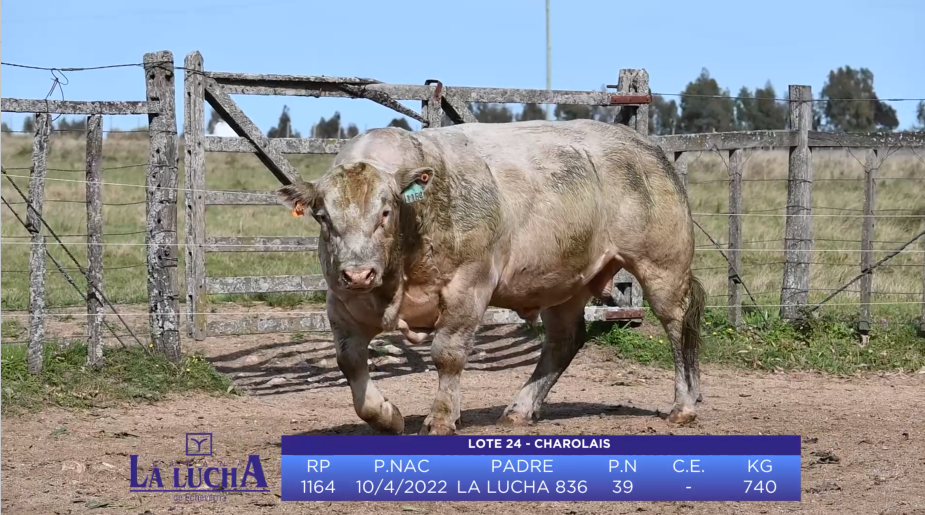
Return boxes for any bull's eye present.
[381,209,391,220]
[314,211,328,224]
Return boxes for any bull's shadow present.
[208,324,546,397]
[292,403,660,436]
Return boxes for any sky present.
[2,0,924,133]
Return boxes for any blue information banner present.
[280,435,801,502]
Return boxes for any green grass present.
[595,308,925,374]
[0,341,235,415]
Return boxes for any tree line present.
[2,65,922,136]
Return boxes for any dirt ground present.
[2,323,924,515]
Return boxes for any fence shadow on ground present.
[207,325,546,397]
[268,402,660,437]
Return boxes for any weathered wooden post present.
[919,222,925,338]
[184,51,208,341]
[611,69,648,316]
[780,85,813,321]
[27,113,50,374]
[85,114,105,366]
[727,148,744,327]
[144,51,181,362]
[674,152,688,192]
[857,149,878,344]
[421,80,443,128]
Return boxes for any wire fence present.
[1,56,924,358]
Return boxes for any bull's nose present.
[340,267,377,289]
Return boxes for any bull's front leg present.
[331,316,405,434]
[421,265,493,435]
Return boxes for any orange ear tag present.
[292,201,305,217]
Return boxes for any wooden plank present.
[920,227,925,338]
[26,113,50,375]
[203,236,319,252]
[780,85,814,321]
[205,306,645,336]
[184,51,208,341]
[205,274,328,294]
[1,98,156,115]
[728,149,744,328]
[674,151,689,192]
[858,149,878,330]
[442,94,479,124]
[653,130,796,152]
[807,131,925,149]
[207,71,380,85]
[203,190,278,205]
[337,83,426,123]
[144,51,182,363]
[217,81,651,106]
[203,77,301,185]
[85,114,104,367]
[203,136,346,155]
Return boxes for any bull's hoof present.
[420,418,457,435]
[498,410,535,427]
[666,408,697,426]
[695,392,703,403]
[368,401,405,434]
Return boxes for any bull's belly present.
[490,250,617,315]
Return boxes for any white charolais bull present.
[277,119,705,435]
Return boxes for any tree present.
[517,103,547,121]
[554,104,593,121]
[678,68,736,133]
[471,103,514,123]
[268,105,300,138]
[1,122,11,133]
[818,66,898,131]
[56,116,87,132]
[344,124,359,138]
[22,116,35,134]
[387,117,413,131]
[915,101,925,131]
[311,112,345,138]
[207,108,222,134]
[648,94,680,135]
[735,81,788,130]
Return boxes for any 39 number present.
[612,480,634,494]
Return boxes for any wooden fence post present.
[610,69,649,315]
[144,51,181,362]
[27,113,50,375]
[919,221,925,338]
[858,149,878,342]
[674,151,688,192]
[421,80,443,128]
[85,114,105,366]
[780,85,813,321]
[184,51,207,341]
[727,149,743,327]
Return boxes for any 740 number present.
[744,480,777,494]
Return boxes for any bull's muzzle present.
[340,267,379,291]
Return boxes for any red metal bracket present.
[608,93,652,106]
[424,79,444,105]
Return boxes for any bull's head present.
[277,161,433,293]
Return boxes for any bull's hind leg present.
[635,263,705,425]
[330,315,404,434]
[500,290,593,426]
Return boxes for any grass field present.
[1,129,923,328]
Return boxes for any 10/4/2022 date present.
[301,479,599,496]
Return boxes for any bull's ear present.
[396,166,434,204]
[277,180,317,217]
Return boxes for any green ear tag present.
[402,183,425,204]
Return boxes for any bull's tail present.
[682,274,706,366]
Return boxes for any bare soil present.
[2,324,924,515]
